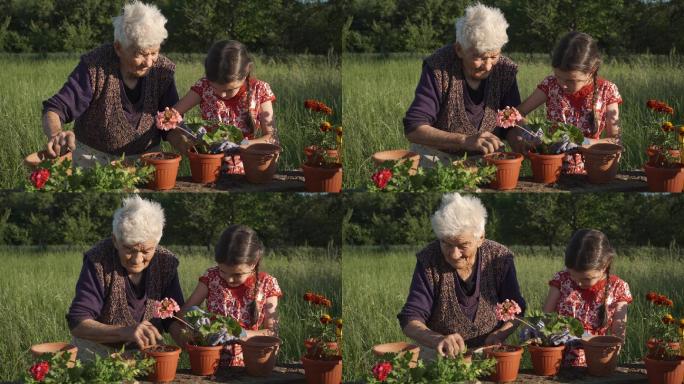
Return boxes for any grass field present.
[342,245,684,381]
[342,53,684,188]
[0,52,341,190]
[0,245,341,381]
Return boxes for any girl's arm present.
[603,102,620,139]
[181,282,209,312]
[542,286,561,313]
[173,90,202,115]
[248,100,276,144]
[244,296,279,338]
[610,301,628,340]
[517,89,547,116]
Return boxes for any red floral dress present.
[190,77,276,175]
[549,270,632,367]
[199,267,282,366]
[537,76,622,174]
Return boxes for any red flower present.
[29,361,49,381]
[321,299,332,308]
[304,99,318,110]
[321,106,333,115]
[304,292,314,302]
[30,168,50,189]
[371,169,393,189]
[372,361,393,381]
[646,292,657,302]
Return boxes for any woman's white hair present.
[112,1,168,50]
[112,195,165,245]
[455,3,509,53]
[431,193,487,239]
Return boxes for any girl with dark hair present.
[517,31,623,174]
[543,229,632,367]
[169,40,278,174]
[182,225,282,367]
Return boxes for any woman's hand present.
[462,131,503,154]
[436,333,466,358]
[122,321,163,349]
[46,131,76,157]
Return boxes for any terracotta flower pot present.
[30,342,78,367]
[24,150,72,169]
[187,344,223,376]
[242,336,282,377]
[371,150,420,175]
[647,146,681,167]
[143,345,181,383]
[483,345,523,383]
[241,143,281,184]
[582,143,622,184]
[528,151,565,184]
[528,344,565,376]
[484,152,524,190]
[644,163,684,192]
[141,152,181,190]
[371,341,420,368]
[301,355,342,384]
[188,151,224,184]
[644,355,684,384]
[581,335,623,377]
[302,163,343,193]
[305,146,339,166]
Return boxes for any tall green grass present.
[0,246,341,381]
[342,53,684,188]
[0,53,340,189]
[342,245,684,381]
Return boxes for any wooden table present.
[480,171,648,192]
[141,364,306,383]
[141,171,306,193]
[479,363,648,383]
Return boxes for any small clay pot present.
[30,342,78,367]
[644,163,684,192]
[371,150,420,175]
[528,151,565,184]
[24,150,72,169]
[141,152,181,190]
[582,143,623,184]
[188,150,224,184]
[302,163,343,193]
[242,336,282,377]
[241,143,281,184]
[372,341,420,368]
[582,335,623,376]
[483,345,523,383]
[301,355,342,384]
[484,152,524,190]
[143,344,181,383]
[186,344,223,376]
[528,344,565,376]
[644,355,684,384]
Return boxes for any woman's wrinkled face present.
[210,79,245,99]
[439,231,484,270]
[553,68,594,94]
[456,44,501,82]
[218,263,256,287]
[115,43,160,78]
[113,236,157,275]
[567,268,606,289]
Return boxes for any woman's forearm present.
[71,319,128,344]
[406,125,466,151]
[402,320,444,349]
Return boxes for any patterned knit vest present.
[424,45,518,139]
[418,239,513,348]
[74,44,175,155]
[85,238,178,328]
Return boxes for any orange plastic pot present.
[301,355,342,384]
[143,345,181,383]
[141,152,181,190]
[644,163,684,192]
[302,163,343,193]
[528,344,565,376]
[582,143,622,184]
[372,341,420,368]
[582,335,623,376]
[484,345,523,383]
[371,150,420,175]
[188,151,223,184]
[484,152,524,190]
[30,342,78,367]
[187,344,222,376]
[528,151,564,184]
[644,355,684,384]
[242,336,281,377]
[241,143,281,184]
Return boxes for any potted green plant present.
[643,100,684,192]
[301,291,343,384]
[182,307,243,376]
[525,118,584,184]
[184,118,245,184]
[641,291,684,384]
[301,99,343,192]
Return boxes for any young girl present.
[517,31,622,174]
[173,40,277,174]
[543,229,632,367]
[182,225,282,367]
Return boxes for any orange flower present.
[679,318,684,329]
[320,121,332,132]
[335,126,343,137]
[335,318,343,329]
[662,122,674,132]
[320,314,332,324]
[321,299,332,308]
[304,99,318,110]
[646,292,658,302]
[662,314,675,324]
[679,126,684,135]
[321,106,333,115]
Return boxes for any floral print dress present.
[190,77,276,174]
[199,267,282,366]
[537,76,622,174]
[549,270,632,366]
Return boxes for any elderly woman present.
[403,4,525,166]
[42,1,191,167]
[67,195,184,360]
[398,193,526,359]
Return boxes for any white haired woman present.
[398,193,526,360]
[403,3,526,166]
[42,1,192,168]
[67,195,185,360]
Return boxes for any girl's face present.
[455,44,501,82]
[568,268,606,289]
[210,79,245,99]
[218,262,256,287]
[113,235,157,275]
[114,43,160,79]
[439,231,484,271]
[554,68,594,94]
